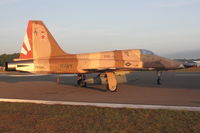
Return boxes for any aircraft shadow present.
[0,75,108,92]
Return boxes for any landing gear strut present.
[157,71,162,85]
[77,73,118,92]
[77,74,87,87]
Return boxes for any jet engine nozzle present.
[5,62,17,71]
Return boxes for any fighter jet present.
[5,20,186,91]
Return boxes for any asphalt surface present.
[0,72,200,107]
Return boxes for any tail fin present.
[19,20,69,60]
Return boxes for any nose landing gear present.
[157,71,162,85]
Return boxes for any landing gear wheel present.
[156,71,162,85]
[77,74,87,87]
[157,78,161,85]
[78,80,87,87]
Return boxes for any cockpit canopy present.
[140,49,154,55]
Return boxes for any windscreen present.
[140,49,154,55]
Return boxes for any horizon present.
[0,0,200,58]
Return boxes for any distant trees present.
[0,53,19,66]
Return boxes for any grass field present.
[0,102,199,133]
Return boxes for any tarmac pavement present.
[0,71,199,107]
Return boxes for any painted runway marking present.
[0,98,199,111]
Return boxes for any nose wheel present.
[157,71,162,85]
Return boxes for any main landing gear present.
[77,74,87,87]
[77,72,118,92]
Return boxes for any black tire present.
[78,80,87,87]
[157,79,161,85]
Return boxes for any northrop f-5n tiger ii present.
[5,20,190,91]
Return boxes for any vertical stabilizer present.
[19,20,69,60]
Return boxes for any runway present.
[0,71,200,107]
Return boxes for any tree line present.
[0,53,20,66]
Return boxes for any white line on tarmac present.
[0,98,199,111]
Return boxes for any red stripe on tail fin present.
[19,21,33,59]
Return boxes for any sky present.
[0,0,200,58]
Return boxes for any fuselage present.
[4,20,190,91]
[6,49,183,74]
